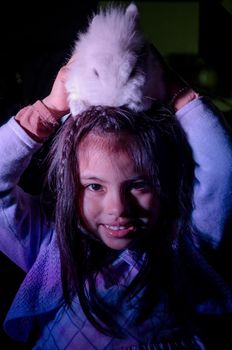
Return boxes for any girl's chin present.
[101,237,133,250]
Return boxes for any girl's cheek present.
[78,191,92,221]
[139,192,159,209]
[82,193,100,217]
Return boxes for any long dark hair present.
[47,104,196,336]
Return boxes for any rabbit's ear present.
[125,3,139,20]
[90,13,99,27]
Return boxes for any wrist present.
[171,87,199,112]
[162,68,199,111]
[42,96,69,120]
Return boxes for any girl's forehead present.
[78,132,137,173]
[77,131,151,178]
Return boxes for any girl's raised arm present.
[0,63,70,271]
[149,44,232,249]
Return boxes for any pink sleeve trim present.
[15,100,60,141]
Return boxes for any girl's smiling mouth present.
[101,224,135,238]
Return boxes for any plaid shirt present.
[3,233,207,349]
[31,244,206,350]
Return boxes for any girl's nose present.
[105,190,129,217]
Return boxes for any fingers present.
[57,65,69,83]
[67,53,78,65]
[58,53,77,83]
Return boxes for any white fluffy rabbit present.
[65,3,159,116]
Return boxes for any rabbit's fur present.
[65,3,157,116]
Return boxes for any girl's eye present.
[130,181,149,191]
[87,183,102,191]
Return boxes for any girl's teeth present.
[105,225,126,230]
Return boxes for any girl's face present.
[78,134,160,250]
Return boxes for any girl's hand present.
[14,56,78,141]
[42,65,69,120]
[42,55,77,120]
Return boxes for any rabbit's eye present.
[129,66,137,79]
[93,68,99,77]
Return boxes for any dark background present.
[0,0,232,348]
[0,1,99,123]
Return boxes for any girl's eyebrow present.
[80,175,105,182]
[80,175,145,182]
[80,174,107,183]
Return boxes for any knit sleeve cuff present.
[15,100,60,142]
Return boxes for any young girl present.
[0,51,232,349]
